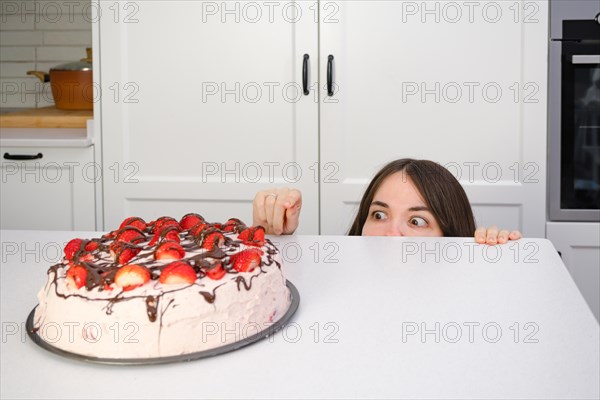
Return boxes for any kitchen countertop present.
[1,232,598,399]
[0,107,94,148]
[0,106,92,129]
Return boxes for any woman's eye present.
[372,211,387,220]
[409,217,428,227]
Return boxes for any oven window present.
[562,64,600,210]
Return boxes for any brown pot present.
[28,48,93,110]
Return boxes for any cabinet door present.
[320,1,548,236]
[0,146,96,230]
[547,222,600,322]
[99,1,318,231]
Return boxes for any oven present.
[548,1,600,221]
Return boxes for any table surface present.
[1,230,599,399]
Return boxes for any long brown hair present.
[348,159,476,237]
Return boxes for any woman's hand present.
[252,188,302,235]
[475,226,522,245]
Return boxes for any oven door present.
[549,22,600,222]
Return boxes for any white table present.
[1,231,599,399]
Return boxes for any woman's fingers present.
[252,188,302,235]
[474,226,499,245]
[485,225,499,245]
[264,190,279,234]
[252,190,272,227]
[474,227,487,244]
[497,230,511,244]
[474,226,523,245]
[274,188,302,234]
[271,188,290,235]
[284,188,302,210]
[508,230,522,240]
[282,189,302,234]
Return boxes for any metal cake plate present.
[26,280,300,365]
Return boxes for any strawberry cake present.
[31,214,293,359]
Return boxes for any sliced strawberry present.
[115,227,145,244]
[190,222,208,237]
[200,230,225,250]
[114,264,150,291]
[205,262,226,280]
[119,216,147,231]
[180,213,205,230]
[159,261,197,284]
[237,229,249,241]
[152,217,181,234]
[84,241,99,251]
[162,219,181,231]
[230,248,263,273]
[238,226,265,246]
[110,242,141,265]
[212,223,222,230]
[251,226,265,245]
[66,263,87,289]
[76,240,99,262]
[154,241,185,261]
[164,229,181,243]
[148,233,159,247]
[221,218,246,233]
[79,252,94,262]
[64,238,84,261]
[149,225,181,246]
[120,248,140,264]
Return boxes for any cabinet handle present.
[327,55,334,96]
[302,54,310,95]
[3,152,43,160]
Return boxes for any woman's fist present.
[252,188,302,235]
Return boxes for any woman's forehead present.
[373,171,427,205]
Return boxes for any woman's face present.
[361,171,444,237]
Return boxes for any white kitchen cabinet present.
[0,145,96,230]
[320,1,549,236]
[97,1,548,236]
[547,222,600,322]
[97,0,318,231]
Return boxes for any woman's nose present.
[385,223,403,237]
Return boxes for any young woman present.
[253,158,522,244]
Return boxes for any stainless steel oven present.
[549,1,600,221]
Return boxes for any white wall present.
[0,0,92,109]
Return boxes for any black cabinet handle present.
[3,152,43,160]
[302,54,310,95]
[327,55,334,96]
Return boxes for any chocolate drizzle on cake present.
[235,275,257,291]
[199,291,216,304]
[146,295,159,322]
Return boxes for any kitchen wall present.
[0,0,92,109]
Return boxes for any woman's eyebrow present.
[408,206,430,212]
[370,200,389,208]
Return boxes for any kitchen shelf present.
[0,106,92,129]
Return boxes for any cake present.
[32,214,292,359]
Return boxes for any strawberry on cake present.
[32,214,293,359]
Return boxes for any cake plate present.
[26,280,300,365]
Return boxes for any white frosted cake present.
[32,214,292,359]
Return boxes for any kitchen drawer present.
[0,146,96,230]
